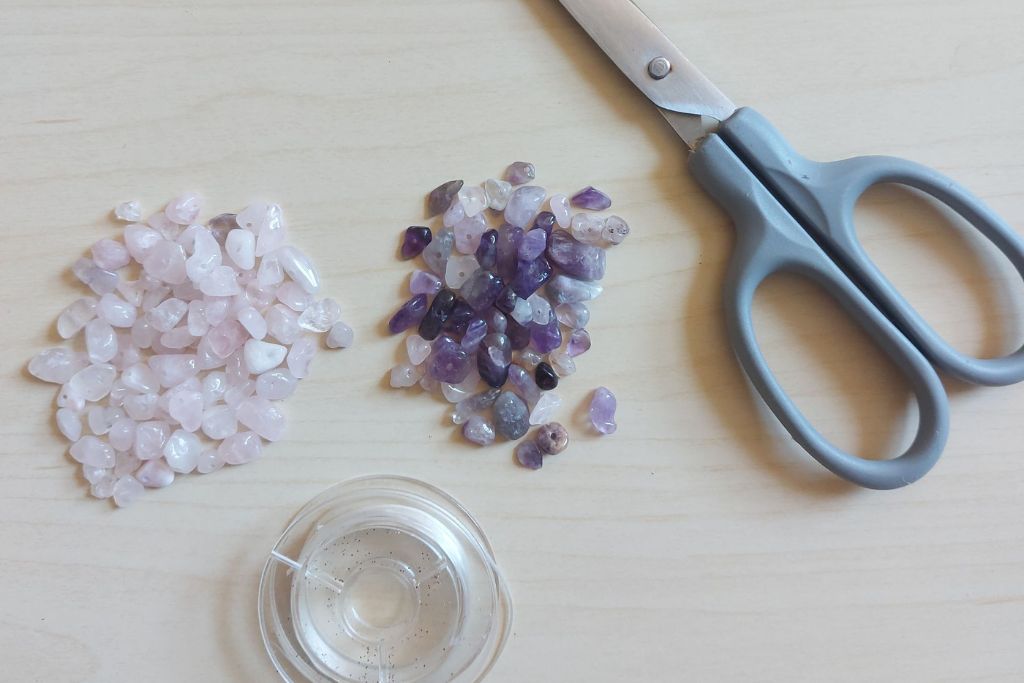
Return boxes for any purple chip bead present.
[460,269,505,311]
[533,211,556,236]
[401,226,432,260]
[589,387,617,435]
[462,318,488,351]
[429,337,472,383]
[546,230,606,281]
[475,229,499,270]
[427,180,464,217]
[571,186,612,211]
[530,314,562,354]
[518,229,548,262]
[477,333,512,388]
[484,308,507,334]
[510,256,553,299]
[410,269,443,296]
[388,294,429,335]
[505,162,536,186]
[443,299,475,336]
[496,224,524,279]
[515,440,543,470]
[506,316,532,351]
[567,329,592,357]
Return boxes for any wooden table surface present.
[3,1,1023,681]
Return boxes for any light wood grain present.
[2,0,1023,681]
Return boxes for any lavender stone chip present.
[428,180,464,217]
[496,224,524,279]
[429,338,472,383]
[463,416,496,446]
[567,329,592,357]
[401,226,432,260]
[484,308,507,334]
[515,440,543,470]
[546,230,606,281]
[461,318,488,351]
[530,314,562,354]
[493,391,530,440]
[504,186,547,229]
[442,299,475,336]
[410,270,443,296]
[508,364,541,405]
[518,229,548,262]
[533,211,556,236]
[510,256,553,299]
[571,186,613,211]
[547,274,604,305]
[475,229,499,270]
[388,294,429,334]
[589,386,617,435]
[505,162,536,186]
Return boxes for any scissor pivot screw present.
[648,57,672,80]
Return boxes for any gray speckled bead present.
[493,391,530,440]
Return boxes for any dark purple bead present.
[494,286,519,315]
[571,186,612,211]
[388,294,428,335]
[418,289,456,341]
[443,299,475,336]
[429,335,472,383]
[535,362,558,391]
[477,333,512,388]
[484,308,507,334]
[530,314,562,354]
[546,230,606,281]
[427,180,464,217]
[506,316,531,350]
[475,229,499,271]
[400,226,432,260]
[496,224,524,279]
[533,211,556,236]
[460,269,505,311]
[510,256,553,298]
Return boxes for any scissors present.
[558,0,1024,489]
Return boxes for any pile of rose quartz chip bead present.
[27,194,352,507]
[388,163,623,469]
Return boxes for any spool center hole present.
[342,567,417,635]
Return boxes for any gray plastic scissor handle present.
[689,134,949,489]
[718,108,1024,386]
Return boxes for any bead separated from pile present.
[28,195,351,506]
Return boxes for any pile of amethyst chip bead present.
[388,163,628,466]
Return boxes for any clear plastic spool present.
[259,476,512,683]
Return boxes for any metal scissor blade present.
[558,0,736,123]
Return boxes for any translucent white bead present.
[85,319,118,364]
[142,240,188,284]
[112,475,145,507]
[445,254,479,289]
[218,431,262,465]
[202,371,228,406]
[90,474,117,499]
[29,348,87,384]
[243,339,287,374]
[257,252,284,287]
[73,258,120,295]
[136,459,175,488]
[141,284,171,312]
[326,322,354,349]
[114,200,142,222]
[124,224,162,262]
[56,408,83,441]
[123,393,159,421]
[256,369,298,400]
[163,429,200,473]
[549,349,577,377]
[91,239,131,271]
[148,354,198,387]
[225,229,256,271]
[108,418,136,451]
[70,436,116,468]
[203,297,232,327]
[237,306,267,340]
[266,305,301,345]
[510,297,533,325]
[485,178,513,211]
[570,213,605,245]
[165,192,202,225]
[528,294,552,325]
[199,265,241,297]
[287,337,316,379]
[459,185,488,217]
[57,297,98,339]
[298,298,341,333]
[133,420,170,460]
[602,215,630,245]
[406,335,432,365]
[201,404,238,440]
[390,362,424,388]
[275,246,320,294]
[225,349,248,385]
[97,293,137,328]
[276,281,313,311]
[67,363,117,401]
[167,389,204,432]
[206,320,247,359]
[529,392,562,425]
[196,448,225,474]
[549,194,571,228]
